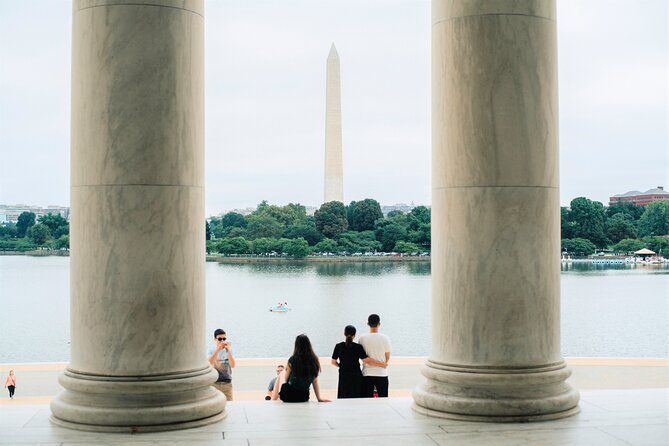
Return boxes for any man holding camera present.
[208,328,236,401]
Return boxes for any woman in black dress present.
[331,325,387,398]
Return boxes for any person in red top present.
[5,370,16,399]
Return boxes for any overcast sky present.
[0,0,667,217]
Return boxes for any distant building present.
[381,202,428,217]
[609,187,669,206]
[0,204,70,223]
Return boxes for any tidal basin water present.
[0,256,667,363]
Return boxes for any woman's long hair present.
[344,325,356,347]
[290,334,321,380]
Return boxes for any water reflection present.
[561,262,669,274]
[213,260,431,277]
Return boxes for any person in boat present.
[271,334,330,403]
[331,325,387,398]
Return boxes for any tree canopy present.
[315,201,348,238]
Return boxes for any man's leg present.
[375,377,389,398]
[213,382,233,401]
[361,377,375,398]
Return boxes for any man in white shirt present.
[358,313,391,397]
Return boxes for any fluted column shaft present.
[51,0,226,432]
[413,0,579,421]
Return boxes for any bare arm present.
[208,343,223,368]
[272,361,290,400]
[362,357,387,368]
[312,377,330,402]
[225,343,236,368]
[330,359,339,368]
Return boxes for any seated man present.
[265,364,285,400]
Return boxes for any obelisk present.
[324,43,344,203]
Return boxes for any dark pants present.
[7,385,15,398]
[362,376,388,398]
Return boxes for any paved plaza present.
[1,358,667,445]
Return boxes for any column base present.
[412,359,580,422]
[50,366,227,432]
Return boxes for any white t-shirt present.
[358,332,392,377]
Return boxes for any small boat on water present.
[269,305,291,312]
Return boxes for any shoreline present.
[0,250,431,262]
[206,255,431,263]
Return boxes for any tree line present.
[206,199,431,258]
[1,197,667,258]
[0,212,70,251]
[561,198,669,256]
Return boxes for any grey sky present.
[0,0,667,217]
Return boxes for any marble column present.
[50,0,226,432]
[324,43,344,203]
[413,0,580,421]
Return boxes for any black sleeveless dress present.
[332,341,368,398]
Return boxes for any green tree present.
[252,202,306,226]
[16,211,36,238]
[568,197,608,247]
[225,227,248,239]
[208,217,224,239]
[205,221,211,240]
[27,223,51,245]
[0,223,17,238]
[283,221,322,245]
[387,210,404,219]
[408,223,431,248]
[222,212,247,229]
[215,237,250,255]
[251,237,277,255]
[408,206,431,231]
[606,213,637,244]
[347,199,383,231]
[561,238,596,256]
[607,201,644,221]
[283,237,311,258]
[246,214,285,239]
[637,200,669,237]
[314,238,339,253]
[611,238,645,254]
[53,235,70,250]
[335,231,382,253]
[315,201,348,238]
[375,221,408,252]
[393,240,421,253]
[561,207,576,239]
[38,213,68,234]
[641,236,669,255]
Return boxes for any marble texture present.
[51,0,225,432]
[324,43,344,203]
[432,13,558,188]
[415,0,578,420]
[71,1,204,187]
[433,0,556,23]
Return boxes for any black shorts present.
[279,382,309,403]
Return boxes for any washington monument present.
[324,43,343,203]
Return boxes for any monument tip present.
[328,42,338,59]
